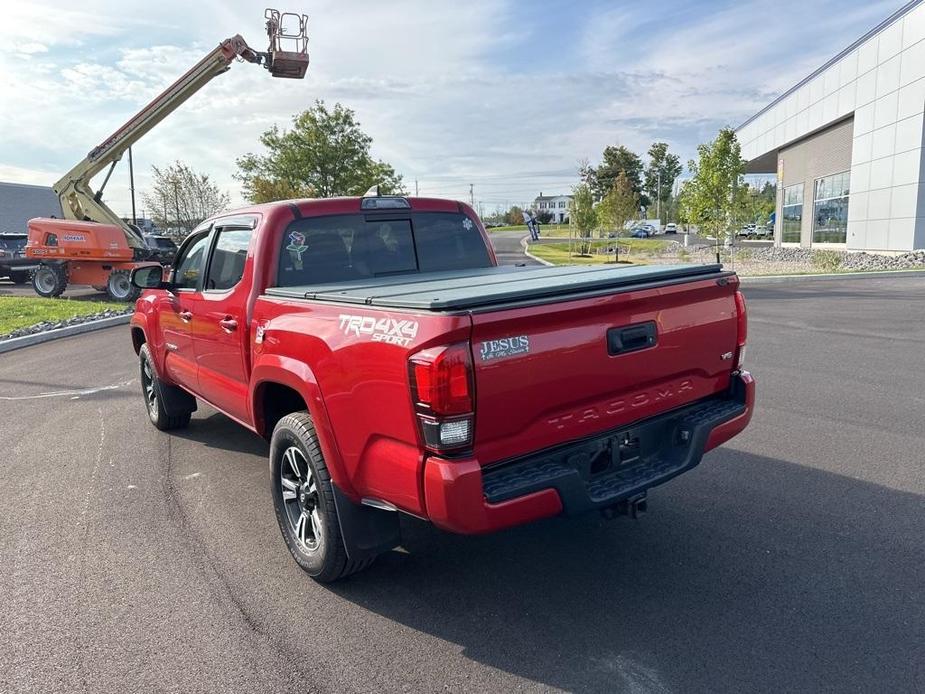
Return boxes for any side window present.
[172,232,211,289]
[205,227,253,291]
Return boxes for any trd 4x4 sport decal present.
[338,314,419,347]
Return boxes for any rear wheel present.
[139,344,191,431]
[107,269,140,302]
[270,412,375,582]
[32,264,67,298]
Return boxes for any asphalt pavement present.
[489,230,542,266]
[0,254,923,691]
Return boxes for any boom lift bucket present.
[265,9,310,78]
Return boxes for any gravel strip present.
[1,307,132,341]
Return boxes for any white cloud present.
[0,0,911,216]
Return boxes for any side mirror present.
[131,264,165,289]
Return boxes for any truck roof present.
[215,196,466,220]
[264,263,727,311]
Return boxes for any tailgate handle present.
[608,321,657,355]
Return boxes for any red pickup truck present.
[130,194,754,581]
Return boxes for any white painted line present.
[0,379,134,401]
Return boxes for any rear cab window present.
[274,212,491,287]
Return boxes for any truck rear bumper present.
[423,371,755,534]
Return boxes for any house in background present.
[533,192,572,223]
[0,181,62,232]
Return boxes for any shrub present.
[812,250,844,273]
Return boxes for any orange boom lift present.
[26,9,309,301]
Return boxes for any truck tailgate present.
[470,273,739,464]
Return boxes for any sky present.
[0,0,906,217]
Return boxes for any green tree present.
[569,183,597,255]
[235,100,404,202]
[597,172,638,237]
[644,142,683,224]
[583,145,645,204]
[142,160,230,234]
[683,128,746,241]
[504,205,525,226]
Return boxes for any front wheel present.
[139,344,191,431]
[32,264,67,298]
[107,269,140,302]
[270,412,374,582]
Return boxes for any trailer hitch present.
[601,492,648,520]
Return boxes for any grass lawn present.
[527,239,672,265]
[0,296,127,337]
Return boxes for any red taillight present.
[410,343,473,415]
[734,290,747,369]
[409,343,474,452]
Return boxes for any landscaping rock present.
[1,307,133,341]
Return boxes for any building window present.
[781,184,803,243]
[813,172,850,244]
[559,201,566,208]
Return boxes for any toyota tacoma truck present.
[129,193,754,581]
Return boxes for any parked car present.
[631,228,651,238]
[129,194,754,582]
[0,232,37,284]
[664,223,678,234]
[143,234,179,265]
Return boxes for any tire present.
[139,344,192,431]
[32,263,67,298]
[270,412,374,582]
[107,269,141,302]
[10,270,31,285]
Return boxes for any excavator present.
[26,8,309,301]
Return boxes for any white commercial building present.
[737,0,925,251]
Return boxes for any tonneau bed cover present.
[263,263,728,311]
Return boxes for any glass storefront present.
[781,184,803,243]
[813,171,850,244]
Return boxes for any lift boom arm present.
[54,10,309,250]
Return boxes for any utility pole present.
[469,184,474,207]
[128,146,137,226]
[415,179,419,196]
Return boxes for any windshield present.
[0,235,27,251]
[275,212,491,287]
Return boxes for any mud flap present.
[331,484,401,561]
[156,378,197,417]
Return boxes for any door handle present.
[179,310,193,322]
[219,317,238,332]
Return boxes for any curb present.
[0,314,131,355]
[739,268,925,284]
[520,236,554,266]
